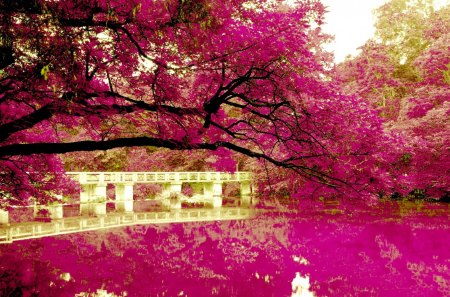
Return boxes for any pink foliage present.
[334,4,449,199]
[1,0,444,204]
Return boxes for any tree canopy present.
[0,0,434,206]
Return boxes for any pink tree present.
[334,1,449,200]
[395,33,450,198]
[0,0,401,206]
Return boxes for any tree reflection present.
[0,203,449,296]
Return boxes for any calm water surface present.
[0,200,449,296]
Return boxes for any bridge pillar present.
[92,202,107,216]
[205,182,222,208]
[240,181,252,207]
[80,184,93,215]
[168,182,182,209]
[80,183,107,216]
[115,183,134,212]
[0,209,9,225]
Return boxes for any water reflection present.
[291,273,314,297]
[0,202,448,296]
[76,289,127,297]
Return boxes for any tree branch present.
[0,137,344,188]
[0,137,201,157]
[0,103,55,143]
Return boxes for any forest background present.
[0,0,448,207]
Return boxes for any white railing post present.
[54,222,61,233]
[6,228,12,242]
[0,209,9,225]
[79,219,87,229]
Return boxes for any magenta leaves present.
[0,0,421,205]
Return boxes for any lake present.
[0,200,448,296]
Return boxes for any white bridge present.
[65,171,253,215]
[68,171,252,184]
[0,172,254,241]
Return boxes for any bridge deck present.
[0,208,253,244]
[67,171,252,184]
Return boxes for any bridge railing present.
[0,208,253,243]
[67,171,252,184]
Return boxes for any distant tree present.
[335,0,449,199]
[374,0,434,64]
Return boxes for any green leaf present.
[40,64,50,80]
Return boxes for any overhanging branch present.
[0,137,208,157]
[0,137,345,187]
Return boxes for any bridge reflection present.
[0,207,253,244]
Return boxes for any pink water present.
[0,201,449,296]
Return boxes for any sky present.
[321,0,450,63]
